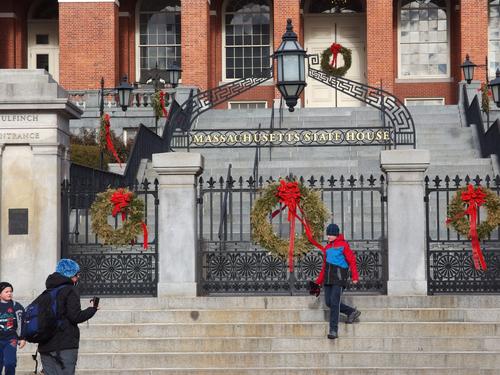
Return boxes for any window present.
[224,0,271,80]
[399,0,449,78]
[490,1,500,77]
[31,0,58,20]
[138,0,181,82]
[228,101,267,109]
[36,54,49,71]
[306,0,364,14]
[404,97,444,106]
[36,34,49,45]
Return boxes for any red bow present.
[103,114,122,167]
[330,43,342,67]
[461,185,487,271]
[159,91,169,118]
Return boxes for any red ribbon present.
[330,43,342,67]
[447,185,487,271]
[110,189,149,250]
[103,114,122,167]
[159,91,169,118]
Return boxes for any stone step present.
[13,351,500,370]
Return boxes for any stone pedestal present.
[380,149,430,296]
[0,70,81,299]
[152,152,204,296]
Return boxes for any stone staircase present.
[193,105,495,179]
[16,296,500,374]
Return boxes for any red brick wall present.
[181,0,210,91]
[0,18,16,68]
[59,2,119,90]
[367,0,394,93]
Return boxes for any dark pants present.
[0,338,17,375]
[40,349,78,375]
[324,284,355,333]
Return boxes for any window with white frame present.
[138,0,181,83]
[228,101,267,109]
[224,0,271,80]
[489,0,500,77]
[404,97,444,106]
[399,0,449,78]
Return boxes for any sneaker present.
[327,331,338,339]
[346,309,361,324]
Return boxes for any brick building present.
[0,0,496,108]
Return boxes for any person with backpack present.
[0,282,25,375]
[37,259,98,375]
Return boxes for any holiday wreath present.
[320,42,352,77]
[90,188,148,248]
[251,180,329,271]
[446,184,500,270]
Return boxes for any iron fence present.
[198,174,387,295]
[61,178,159,296]
[425,174,500,294]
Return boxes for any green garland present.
[151,91,164,119]
[447,186,500,239]
[90,188,145,245]
[320,46,352,77]
[251,182,329,259]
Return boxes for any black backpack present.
[22,285,67,344]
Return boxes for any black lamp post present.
[274,19,307,112]
[489,69,500,108]
[166,61,182,88]
[98,76,133,169]
[461,54,476,84]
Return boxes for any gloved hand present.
[309,281,321,297]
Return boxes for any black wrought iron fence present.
[61,178,159,296]
[425,174,500,294]
[197,174,387,295]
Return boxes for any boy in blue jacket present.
[0,282,26,375]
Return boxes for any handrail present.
[218,163,232,241]
[253,124,261,186]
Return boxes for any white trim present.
[58,0,119,4]
[395,77,454,83]
[221,0,273,82]
[397,0,451,80]
[0,13,16,18]
[119,12,130,17]
[404,97,445,106]
[228,101,268,109]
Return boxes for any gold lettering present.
[383,131,390,141]
[318,132,328,142]
[193,134,205,144]
[241,133,252,144]
[365,131,375,141]
[356,132,365,141]
[303,132,312,142]
[346,131,356,142]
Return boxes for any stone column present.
[380,150,430,296]
[0,70,81,298]
[152,152,204,296]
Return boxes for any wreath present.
[151,91,168,119]
[90,188,148,247]
[447,185,500,239]
[251,180,329,260]
[321,42,352,77]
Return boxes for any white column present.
[380,149,430,296]
[152,152,204,296]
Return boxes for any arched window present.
[224,0,271,80]
[399,0,449,78]
[306,0,364,14]
[489,0,500,76]
[138,0,181,82]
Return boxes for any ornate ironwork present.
[425,174,500,293]
[198,173,387,295]
[307,64,416,148]
[61,179,159,296]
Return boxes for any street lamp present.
[461,54,476,84]
[274,19,307,112]
[166,61,182,88]
[116,75,134,111]
[489,69,500,108]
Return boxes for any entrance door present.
[28,21,59,81]
[304,14,366,108]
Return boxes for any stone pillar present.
[380,150,430,296]
[152,152,204,296]
[366,0,394,92]
[0,70,81,299]
[58,0,119,89]
[181,0,210,91]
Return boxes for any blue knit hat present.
[56,259,80,278]
[326,223,340,236]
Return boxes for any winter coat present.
[38,273,97,354]
[323,234,359,286]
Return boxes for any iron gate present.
[61,177,159,296]
[197,174,387,295]
[425,175,500,294]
